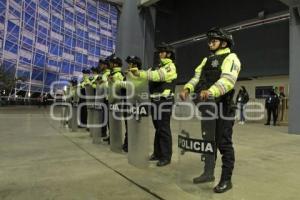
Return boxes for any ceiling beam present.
[279,0,300,6]
[139,0,161,7]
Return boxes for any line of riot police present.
[60,27,241,194]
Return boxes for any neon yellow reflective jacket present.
[80,76,92,88]
[140,58,177,97]
[184,48,241,97]
[91,74,99,88]
[102,69,111,82]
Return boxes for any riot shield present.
[85,85,95,136]
[65,86,72,129]
[108,81,123,153]
[60,87,70,127]
[60,104,69,127]
[126,73,150,168]
[70,86,79,132]
[176,98,216,197]
[92,84,106,144]
[60,102,69,127]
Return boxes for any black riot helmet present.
[206,27,234,48]
[125,56,142,69]
[82,69,91,74]
[108,54,122,67]
[98,58,109,66]
[70,77,78,86]
[98,58,109,72]
[156,42,175,60]
[106,53,115,62]
[91,67,99,74]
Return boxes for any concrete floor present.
[0,106,300,200]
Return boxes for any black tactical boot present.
[156,159,171,167]
[213,180,232,193]
[193,173,215,184]
[149,154,159,161]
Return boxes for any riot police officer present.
[108,55,128,152]
[180,27,241,193]
[130,43,177,167]
[111,55,143,151]
[79,69,91,127]
[98,58,111,139]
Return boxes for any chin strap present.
[210,45,228,54]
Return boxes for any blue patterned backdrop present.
[0,0,118,94]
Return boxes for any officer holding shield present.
[108,55,128,152]
[130,44,177,167]
[113,56,143,152]
[98,58,111,139]
[79,69,91,127]
[179,27,241,193]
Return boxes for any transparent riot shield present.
[70,86,79,132]
[176,98,217,197]
[126,73,150,168]
[60,104,68,127]
[85,85,95,136]
[108,81,123,153]
[92,84,106,144]
[65,86,72,129]
[61,87,70,127]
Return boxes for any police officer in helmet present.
[108,54,129,152]
[98,58,111,139]
[130,43,177,167]
[79,69,91,127]
[180,27,241,193]
[125,56,142,70]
